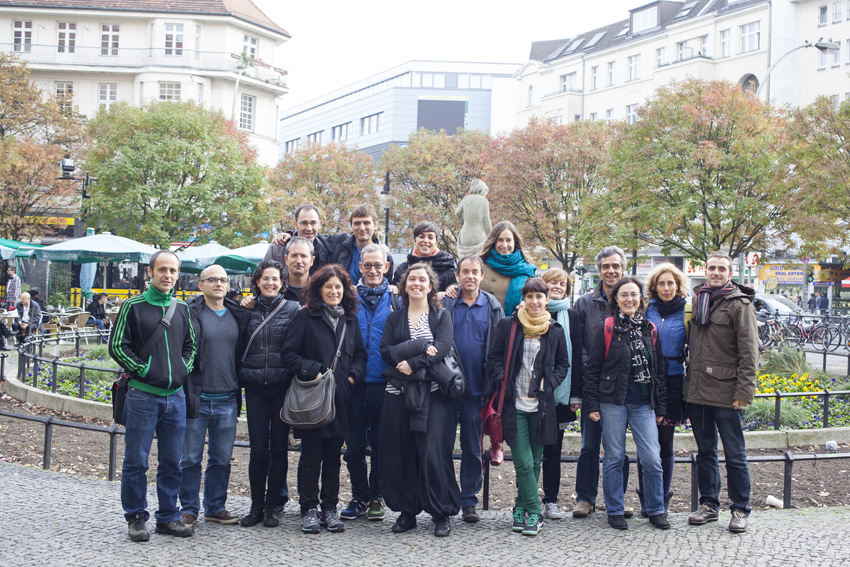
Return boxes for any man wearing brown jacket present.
[684,251,757,534]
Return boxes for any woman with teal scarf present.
[478,221,537,316]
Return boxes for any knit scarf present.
[486,250,537,316]
[547,298,573,405]
[357,278,389,311]
[517,307,551,338]
[323,303,345,330]
[617,310,652,386]
[655,295,687,318]
[693,281,734,326]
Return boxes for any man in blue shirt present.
[442,255,505,522]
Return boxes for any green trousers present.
[509,409,544,515]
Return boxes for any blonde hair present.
[542,268,571,297]
[646,262,687,300]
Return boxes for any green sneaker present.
[367,499,385,521]
[522,513,544,536]
[512,507,527,532]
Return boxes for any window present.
[675,2,697,19]
[13,21,32,52]
[361,112,383,135]
[589,112,597,121]
[740,22,760,53]
[98,83,117,109]
[834,2,843,22]
[605,108,614,121]
[628,54,640,81]
[552,115,563,125]
[165,23,184,55]
[819,5,828,25]
[239,94,254,131]
[677,41,691,60]
[632,6,658,33]
[615,23,629,38]
[196,83,203,104]
[699,35,709,56]
[58,22,76,53]
[830,94,840,109]
[527,85,534,106]
[158,82,181,100]
[833,42,842,66]
[101,24,119,56]
[720,29,731,58]
[656,47,666,67]
[590,66,599,90]
[846,39,850,63]
[195,25,201,58]
[307,131,322,144]
[243,34,257,59]
[285,138,300,153]
[332,122,350,142]
[626,103,638,124]
[560,72,577,92]
[819,49,828,69]
[55,81,73,111]
[586,32,606,49]
[607,61,615,86]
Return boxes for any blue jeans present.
[451,395,483,507]
[575,403,629,505]
[599,403,664,516]
[344,382,385,502]
[179,394,238,517]
[687,403,751,514]
[121,387,186,523]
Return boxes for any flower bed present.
[26,344,118,404]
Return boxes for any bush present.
[759,346,808,377]
[48,292,71,308]
[743,398,808,429]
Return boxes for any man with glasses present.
[265,205,345,275]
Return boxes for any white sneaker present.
[543,502,563,519]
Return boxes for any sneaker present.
[320,509,345,533]
[392,512,417,533]
[572,501,594,518]
[688,504,719,526]
[127,514,149,542]
[367,499,385,521]
[434,517,451,537]
[728,510,748,533]
[204,510,239,525]
[301,508,321,534]
[461,505,480,523]
[607,514,628,530]
[340,499,367,520]
[273,497,288,518]
[154,520,194,537]
[262,507,279,528]
[649,513,671,530]
[522,513,544,536]
[543,502,563,520]
[240,507,264,527]
[511,507,527,532]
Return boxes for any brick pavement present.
[1,462,848,566]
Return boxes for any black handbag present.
[280,322,346,429]
[434,311,468,400]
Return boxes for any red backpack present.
[603,316,657,360]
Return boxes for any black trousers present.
[244,387,289,509]
[542,427,567,504]
[378,389,461,519]
[297,432,345,513]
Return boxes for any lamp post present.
[381,171,391,246]
[56,157,97,238]
[756,39,840,98]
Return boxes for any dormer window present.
[632,6,658,33]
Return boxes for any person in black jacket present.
[584,276,669,531]
[392,221,457,294]
[281,264,367,534]
[378,263,461,537]
[331,204,394,285]
[238,260,299,528]
[86,293,111,343]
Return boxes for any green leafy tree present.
[86,101,268,248]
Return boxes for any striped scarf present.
[693,281,734,326]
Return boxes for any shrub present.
[743,398,808,429]
[759,346,808,377]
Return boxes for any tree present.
[598,79,794,262]
[486,118,609,270]
[86,101,268,248]
[268,142,379,236]
[380,128,491,254]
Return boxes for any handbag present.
[439,343,469,401]
[480,318,517,465]
[281,322,346,429]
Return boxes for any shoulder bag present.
[435,309,468,401]
[480,318,517,466]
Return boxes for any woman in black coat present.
[378,262,460,537]
[281,264,367,534]
[391,221,457,293]
[238,260,299,528]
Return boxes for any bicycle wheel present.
[790,325,805,349]
[813,326,832,352]
[758,323,772,350]
[823,324,841,352]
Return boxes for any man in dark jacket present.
[685,251,757,534]
[86,292,111,343]
[442,255,504,523]
[264,204,346,275]
[332,204,394,284]
[13,292,41,343]
[817,292,830,316]
[178,265,250,527]
[109,250,196,542]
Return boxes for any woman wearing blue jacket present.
[642,263,690,516]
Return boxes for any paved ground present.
[2,462,849,567]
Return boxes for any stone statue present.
[455,179,492,256]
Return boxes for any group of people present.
[107,203,758,543]
[1,265,44,351]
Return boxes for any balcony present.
[2,43,287,86]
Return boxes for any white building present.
[0,0,290,165]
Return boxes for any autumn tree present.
[86,101,267,248]
[268,141,379,236]
[380,128,491,254]
[597,79,794,263]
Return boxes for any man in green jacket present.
[109,250,196,542]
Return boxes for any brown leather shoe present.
[688,504,719,525]
[623,507,634,519]
[572,501,595,518]
[728,510,748,533]
[204,510,240,525]
[180,513,197,526]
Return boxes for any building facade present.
[0,0,290,165]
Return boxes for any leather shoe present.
[623,507,634,519]
[204,509,239,525]
[490,442,504,466]
[728,510,748,533]
[461,505,479,523]
[392,512,417,533]
[572,500,594,518]
[688,504,719,525]
[154,520,193,537]
[180,513,197,526]
[607,514,628,530]
[649,514,670,530]
[434,517,451,537]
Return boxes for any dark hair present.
[413,221,439,239]
[456,255,485,273]
[480,220,530,261]
[294,204,321,222]
[250,260,284,297]
[303,264,360,315]
[94,292,108,301]
[349,204,377,223]
[399,262,441,309]
[521,277,549,297]
[607,276,646,314]
[149,250,179,270]
[285,235,314,256]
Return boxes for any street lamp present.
[756,39,840,98]
[56,157,97,237]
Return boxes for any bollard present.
[78,365,86,398]
[43,416,54,470]
[51,358,59,393]
[782,451,794,509]
[0,352,5,382]
[75,331,81,357]
[108,424,119,482]
[774,392,782,430]
[823,390,830,429]
[18,345,24,381]
[822,351,827,372]
[690,453,699,512]
[482,450,491,511]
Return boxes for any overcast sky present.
[254,0,639,110]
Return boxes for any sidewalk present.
[1,461,848,567]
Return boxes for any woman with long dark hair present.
[478,221,537,316]
[281,264,367,534]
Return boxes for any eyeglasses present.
[361,263,384,272]
[201,277,229,284]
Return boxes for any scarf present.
[323,303,345,330]
[256,293,282,313]
[693,281,734,326]
[548,298,573,405]
[411,246,439,258]
[517,307,551,338]
[357,278,389,311]
[485,250,537,316]
[617,310,652,387]
[655,295,686,318]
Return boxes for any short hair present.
[360,243,387,263]
[398,262,441,309]
[542,268,572,297]
[286,236,314,257]
[457,255,485,272]
[198,264,226,280]
[469,179,489,196]
[706,250,732,269]
[595,246,627,272]
[294,204,321,222]
[94,292,108,301]
[413,221,439,239]
[250,259,284,298]
[521,277,549,297]
[303,264,360,316]
[349,204,377,223]
[480,220,530,261]
[149,250,179,270]
[646,262,687,300]
[607,276,646,315]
